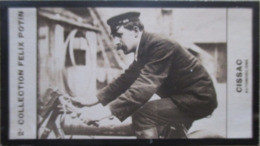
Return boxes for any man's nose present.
[113,37,121,46]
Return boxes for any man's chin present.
[123,50,131,54]
[123,48,136,55]
[119,48,129,54]
[123,49,135,55]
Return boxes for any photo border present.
[1,1,259,145]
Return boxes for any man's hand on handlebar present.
[78,105,113,127]
[60,95,114,127]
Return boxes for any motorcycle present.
[38,89,223,139]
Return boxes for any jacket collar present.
[136,31,149,61]
[134,31,143,61]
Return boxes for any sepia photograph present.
[37,7,227,139]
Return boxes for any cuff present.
[96,90,110,106]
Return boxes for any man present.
[72,12,217,138]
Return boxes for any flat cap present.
[107,12,140,33]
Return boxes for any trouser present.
[132,98,196,139]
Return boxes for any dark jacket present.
[97,32,217,121]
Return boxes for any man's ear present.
[133,26,140,38]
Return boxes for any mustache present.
[115,43,127,51]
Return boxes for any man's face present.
[112,26,138,54]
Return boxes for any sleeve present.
[109,42,175,121]
[97,62,139,106]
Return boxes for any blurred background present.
[37,7,227,138]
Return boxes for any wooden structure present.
[38,8,97,106]
[37,8,125,109]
